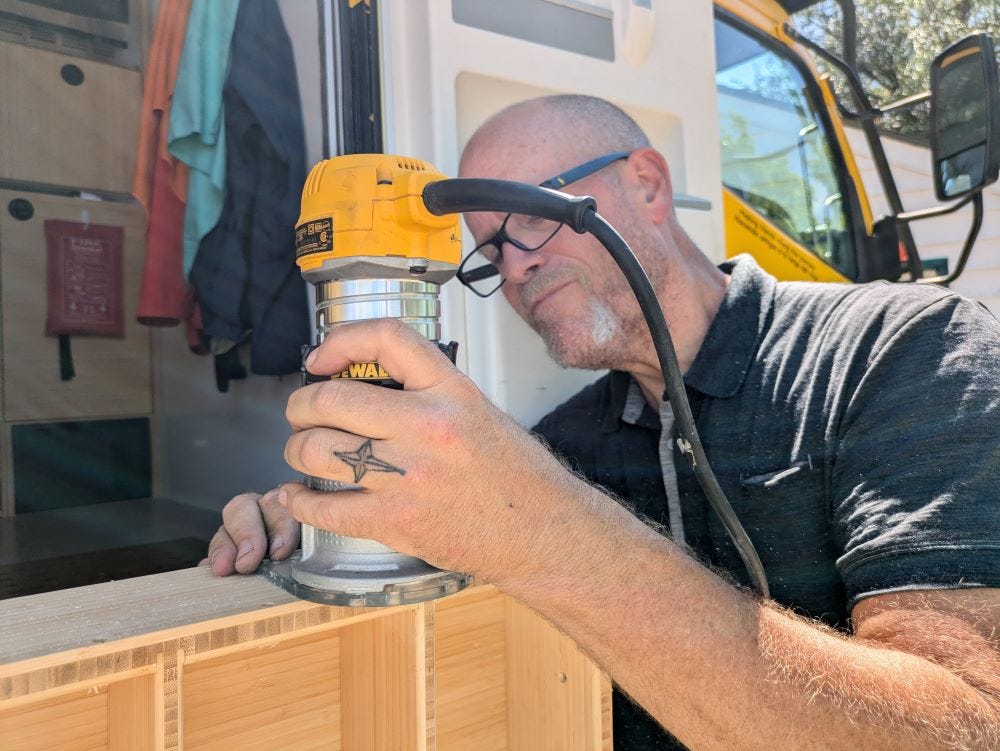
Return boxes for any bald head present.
[460,95,651,182]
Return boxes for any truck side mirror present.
[930,33,1000,201]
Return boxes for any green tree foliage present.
[794,1,1000,140]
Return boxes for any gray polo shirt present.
[534,254,1000,628]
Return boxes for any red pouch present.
[45,220,125,338]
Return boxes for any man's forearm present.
[497,484,1000,751]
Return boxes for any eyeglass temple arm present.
[539,151,631,189]
[422,179,596,232]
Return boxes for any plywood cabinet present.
[0,573,612,750]
[0,40,142,193]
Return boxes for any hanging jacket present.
[189,0,309,380]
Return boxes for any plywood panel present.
[0,190,151,421]
[109,675,154,751]
[423,602,437,750]
[505,598,611,751]
[435,586,508,751]
[0,41,141,193]
[340,607,424,751]
[0,685,108,751]
[184,631,341,751]
[157,649,183,751]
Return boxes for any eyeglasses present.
[456,151,631,298]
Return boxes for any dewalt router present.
[260,154,470,607]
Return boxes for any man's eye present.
[509,215,559,238]
[479,245,501,264]
[518,214,548,229]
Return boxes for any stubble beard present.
[522,271,642,370]
[518,217,667,371]
[537,297,626,369]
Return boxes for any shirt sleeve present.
[831,293,1000,608]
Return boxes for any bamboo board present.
[0,568,611,750]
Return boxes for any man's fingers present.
[221,493,269,574]
[285,429,410,489]
[205,525,238,576]
[286,378,426,437]
[258,488,300,560]
[304,318,459,393]
[277,482,383,543]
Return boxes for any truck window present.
[715,15,856,279]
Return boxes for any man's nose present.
[500,243,547,285]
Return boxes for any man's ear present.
[627,148,674,224]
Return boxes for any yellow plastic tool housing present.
[295,154,462,277]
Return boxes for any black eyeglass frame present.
[456,150,632,297]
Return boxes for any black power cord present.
[582,211,769,597]
[423,179,770,598]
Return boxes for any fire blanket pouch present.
[45,220,125,338]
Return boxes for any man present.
[207,96,1000,749]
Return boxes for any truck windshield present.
[715,15,856,279]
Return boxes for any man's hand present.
[276,318,588,584]
[202,489,301,575]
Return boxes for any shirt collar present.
[683,254,775,398]
[601,254,775,431]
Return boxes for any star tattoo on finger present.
[333,438,406,484]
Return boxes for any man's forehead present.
[460,142,565,184]
[462,207,505,237]
[460,114,583,182]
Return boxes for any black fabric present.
[190,0,309,379]
[532,255,1000,750]
[58,334,75,381]
[213,346,247,393]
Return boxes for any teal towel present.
[168,0,241,277]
